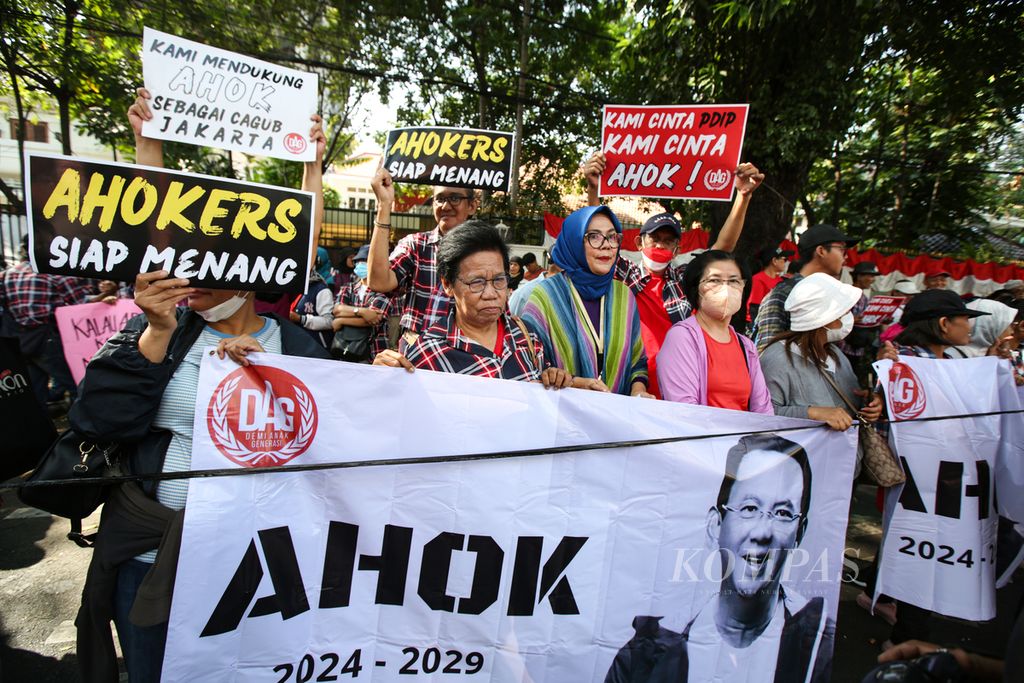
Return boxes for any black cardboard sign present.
[27,153,314,293]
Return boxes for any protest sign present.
[26,153,314,293]
[163,355,856,681]
[54,299,142,384]
[141,27,319,161]
[599,104,749,200]
[874,356,1024,620]
[383,126,515,192]
[857,295,904,327]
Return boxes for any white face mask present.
[197,292,249,322]
[701,284,743,321]
[826,312,854,342]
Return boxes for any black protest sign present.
[383,126,515,192]
[26,153,314,293]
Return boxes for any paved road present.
[0,483,1019,682]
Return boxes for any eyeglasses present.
[700,277,745,290]
[457,274,510,293]
[720,504,803,525]
[433,194,472,206]
[584,232,622,248]
[824,243,849,255]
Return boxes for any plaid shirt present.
[389,227,451,334]
[336,281,393,359]
[751,274,803,352]
[897,345,955,360]
[614,256,692,323]
[405,311,545,381]
[0,261,96,328]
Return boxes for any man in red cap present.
[923,268,950,290]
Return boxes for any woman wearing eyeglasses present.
[520,205,652,397]
[657,250,772,412]
[373,220,572,388]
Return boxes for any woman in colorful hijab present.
[520,205,651,397]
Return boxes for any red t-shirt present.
[493,317,506,356]
[635,272,673,399]
[747,270,783,321]
[702,328,751,411]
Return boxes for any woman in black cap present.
[875,288,988,651]
[878,289,988,361]
[331,245,393,362]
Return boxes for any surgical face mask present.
[826,312,854,342]
[197,291,249,322]
[354,262,369,279]
[701,284,743,321]
[641,246,674,273]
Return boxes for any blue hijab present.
[551,205,623,300]
[315,246,332,282]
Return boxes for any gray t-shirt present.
[759,341,860,420]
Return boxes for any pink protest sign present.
[858,295,905,327]
[55,299,142,383]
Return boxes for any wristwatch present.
[354,307,361,315]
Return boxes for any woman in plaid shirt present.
[332,244,392,361]
[373,221,572,388]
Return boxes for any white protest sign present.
[163,355,857,682]
[875,356,1022,621]
[141,27,318,161]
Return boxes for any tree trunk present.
[708,164,805,263]
[0,41,27,211]
[57,0,81,155]
[509,0,530,214]
[57,95,73,155]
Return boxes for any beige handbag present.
[819,370,906,487]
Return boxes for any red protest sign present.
[858,295,905,327]
[599,104,749,201]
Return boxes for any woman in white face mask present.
[66,89,334,683]
[759,272,884,432]
[656,250,773,412]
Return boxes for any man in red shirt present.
[520,252,543,281]
[747,245,794,323]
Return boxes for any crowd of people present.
[3,89,1024,683]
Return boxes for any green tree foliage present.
[0,0,378,179]
[616,0,1024,259]
[804,1,1024,255]
[360,0,625,216]
[616,0,889,258]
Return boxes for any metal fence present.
[0,205,27,268]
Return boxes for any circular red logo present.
[283,132,307,155]
[888,362,927,420]
[703,167,732,191]
[207,365,318,467]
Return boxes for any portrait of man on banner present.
[605,433,835,683]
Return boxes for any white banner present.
[875,356,1023,620]
[164,355,857,682]
[142,27,319,161]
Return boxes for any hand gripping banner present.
[163,355,857,682]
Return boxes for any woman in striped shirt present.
[520,205,652,397]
